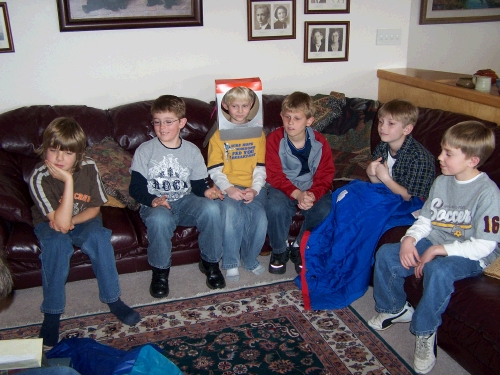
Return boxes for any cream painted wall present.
[0,0,410,113]
[408,0,500,75]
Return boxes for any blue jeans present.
[139,194,223,268]
[219,186,267,271]
[34,218,121,314]
[373,238,483,336]
[265,185,332,254]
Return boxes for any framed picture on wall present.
[247,0,296,41]
[304,21,349,63]
[56,0,203,32]
[420,0,500,24]
[0,2,14,53]
[305,0,349,14]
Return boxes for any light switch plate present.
[376,29,401,45]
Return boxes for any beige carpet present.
[0,256,470,374]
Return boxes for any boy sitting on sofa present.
[265,91,335,274]
[367,99,435,202]
[207,86,267,282]
[368,121,500,374]
[129,95,226,298]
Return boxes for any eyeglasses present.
[151,119,179,127]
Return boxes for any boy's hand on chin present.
[45,160,72,183]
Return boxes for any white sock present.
[226,267,240,282]
[252,264,265,275]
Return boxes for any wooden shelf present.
[377,68,500,125]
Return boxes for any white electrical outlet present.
[376,29,401,45]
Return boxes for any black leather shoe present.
[289,246,302,274]
[198,259,226,289]
[268,249,290,274]
[150,267,170,298]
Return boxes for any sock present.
[108,298,141,326]
[225,267,240,282]
[251,264,265,275]
[39,313,61,347]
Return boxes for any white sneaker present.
[367,301,414,331]
[251,264,265,275]
[414,332,437,374]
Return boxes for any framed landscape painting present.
[420,0,500,24]
[304,21,349,63]
[0,2,14,53]
[305,0,349,14]
[247,0,296,41]
[57,0,203,32]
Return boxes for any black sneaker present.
[289,246,302,274]
[268,250,290,274]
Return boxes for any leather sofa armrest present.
[0,218,8,250]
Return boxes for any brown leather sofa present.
[1,94,499,375]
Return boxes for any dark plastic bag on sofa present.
[46,338,182,375]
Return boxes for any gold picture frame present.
[420,0,500,25]
[57,0,203,32]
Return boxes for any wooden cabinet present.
[378,68,500,125]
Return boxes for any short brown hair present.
[281,91,315,118]
[378,99,418,127]
[442,121,495,168]
[36,117,86,172]
[151,95,186,119]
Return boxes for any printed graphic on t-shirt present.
[71,192,91,216]
[223,141,256,161]
[147,155,190,201]
[429,197,473,238]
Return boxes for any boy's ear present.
[307,116,315,126]
[403,124,414,135]
[179,117,187,129]
[469,155,480,168]
[221,102,229,110]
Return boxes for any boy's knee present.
[199,199,221,218]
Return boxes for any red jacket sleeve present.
[309,131,335,200]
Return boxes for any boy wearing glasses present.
[129,95,226,298]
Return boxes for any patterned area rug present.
[0,281,413,374]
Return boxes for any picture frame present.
[0,2,14,53]
[247,0,296,41]
[420,0,500,25]
[56,0,203,32]
[305,0,349,14]
[304,21,349,63]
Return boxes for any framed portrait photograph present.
[420,0,500,24]
[247,0,296,41]
[305,0,349,14]
[0,2,14,53]
[56,0,203,32]
[304,21,349,63]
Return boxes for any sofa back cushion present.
[108,98,214,160]
[370,107,500,188]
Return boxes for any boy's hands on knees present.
[414,245,447,278]
[205,186,225,201]
[225,186,246,201]
[242,188,257,204]
[152,196,171,209]
[399,236,420,269]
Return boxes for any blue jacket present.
[295,179,423,310]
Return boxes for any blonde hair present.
[151,95,186,119]
[442,121,495,168]
[281,91,315,118]
[221,86,256,106]
[378,99,418,127]
[36,117,86,172]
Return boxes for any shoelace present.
[415,335,432,359]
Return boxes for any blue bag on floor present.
[46,338,182,375]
